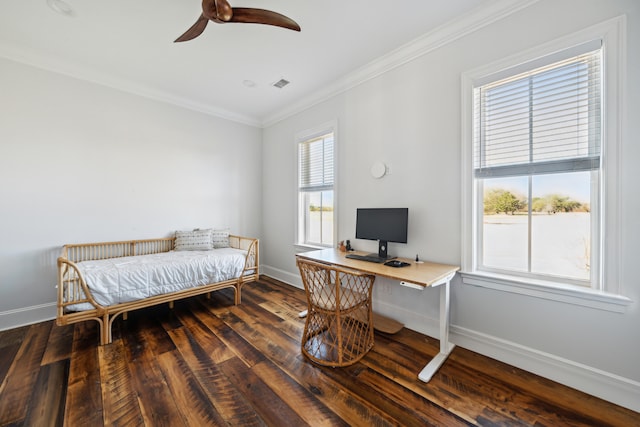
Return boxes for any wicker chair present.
[296,258,376,367]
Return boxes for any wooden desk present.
[296,248,459,383]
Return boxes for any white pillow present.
[175,229,213,251]
[211,228,230,248]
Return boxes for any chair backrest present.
[296,258,375,312]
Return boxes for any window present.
[297,125,335,248]
[461,18,629,310]
[474,47,602,286]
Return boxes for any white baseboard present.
[262,265,640,413]
[373,298,441,337]
[260,265,303,289]
[0,302,56,331]
[451,325,640,413]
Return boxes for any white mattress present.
[68,248,248,311]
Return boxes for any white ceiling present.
[0,0,528,127]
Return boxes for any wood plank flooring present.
[1,276,638,426]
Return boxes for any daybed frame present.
[57,235,259,345]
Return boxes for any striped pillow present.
[175,229,213,251]
[212,228,230,248]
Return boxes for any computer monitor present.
[355,208,408,259]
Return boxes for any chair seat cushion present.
[312,284,367,311]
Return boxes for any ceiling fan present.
[175,0,301,42]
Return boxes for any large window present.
[474,47,601,286]
[461,18,627,310]
[297,126,335,248]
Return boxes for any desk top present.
[296,249,459,288]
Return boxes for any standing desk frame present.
[296,249,459,382]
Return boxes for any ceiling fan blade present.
[174,14,209,42]
[230,8,301,31]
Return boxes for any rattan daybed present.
[56,232,258,345]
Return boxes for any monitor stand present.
[378,240,388,259]
[364,240,395,262]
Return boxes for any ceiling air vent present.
[272,78,290,89]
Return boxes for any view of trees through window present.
[481,172,592,282]
[484,189,588,215]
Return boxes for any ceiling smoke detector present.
[272,78,290,89]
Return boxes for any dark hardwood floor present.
[1,276,638,426]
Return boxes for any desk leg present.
[418,276,455,382]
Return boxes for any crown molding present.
[0,42,262,128]
[261,0,540,128]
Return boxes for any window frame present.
[460,17,630,312]
[295,121,338,250]
[475,47,602,287]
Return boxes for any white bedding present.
[68,248,247,311]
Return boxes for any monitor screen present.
[355,208,408,257]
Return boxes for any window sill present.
[460,271,632,313]
[294,243,331,253]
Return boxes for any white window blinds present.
[299,133,334,192]
[474,47,602,178]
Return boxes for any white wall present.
[262,0,640,411]
[0,58,262,327]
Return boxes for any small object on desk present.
[415,253,424,264]
[345,240,352,251]
[338,241,346,252]
[384,260,410,268]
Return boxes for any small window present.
[297,127,335,248]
